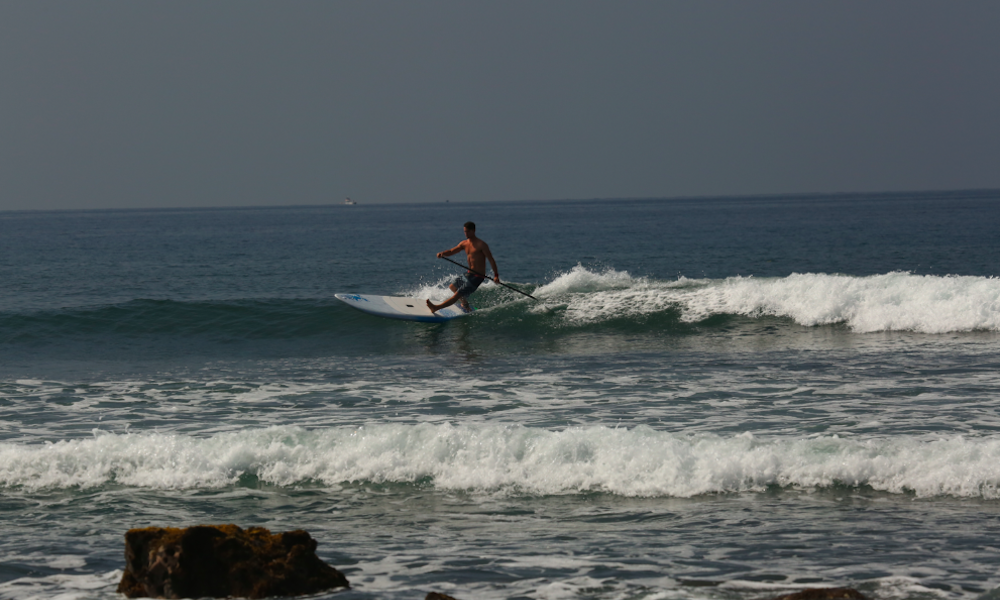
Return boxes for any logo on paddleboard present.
[345,295,368,302]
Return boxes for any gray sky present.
[2,1,998,210]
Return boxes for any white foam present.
[3,425,1000,498]
[532,267,1000,333]
[679,272,1000,333]
[0,552,86,570]
[0,570,121,600]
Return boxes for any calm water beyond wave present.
[3,191,1000,600]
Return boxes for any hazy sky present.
[2,1,998,210]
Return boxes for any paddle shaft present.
[439,256,538,300]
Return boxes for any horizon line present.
[3,186,999,216]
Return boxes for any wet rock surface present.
[767,588,869,600]
[117,524,349,599]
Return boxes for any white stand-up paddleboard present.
[335,293,470,322]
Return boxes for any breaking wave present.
[531,266,1000,333]
[1,269,999,346]
[3,424,1000,498]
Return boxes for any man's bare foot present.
[426,299,439,313]
[459,299,471,313]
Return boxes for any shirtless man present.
[427,221,500,313]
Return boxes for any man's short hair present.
[464,221,476,230]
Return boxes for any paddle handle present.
[439,256,538,300]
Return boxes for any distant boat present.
[344,197,356,205]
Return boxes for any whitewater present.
[5,425,1000,499]
[520,266,1000,333]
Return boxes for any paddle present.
[439,256,538,300]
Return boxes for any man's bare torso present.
[459,238,490,276]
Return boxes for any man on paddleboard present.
[427,221,500,313]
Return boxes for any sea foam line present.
[2,424,1000,498]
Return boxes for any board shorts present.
[453,272,485,298]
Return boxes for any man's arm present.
[436,241,466,259]
[484,245,500,283]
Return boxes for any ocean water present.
[2,190,1000,600]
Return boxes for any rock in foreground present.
[768,588,869,600]
[117,524,349,599]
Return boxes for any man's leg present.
[427,283,463,313]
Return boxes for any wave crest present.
[533,268,1000,333]
[682,272,1000,333]
[4,424,1000,498]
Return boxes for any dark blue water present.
[2,190,1000,600]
